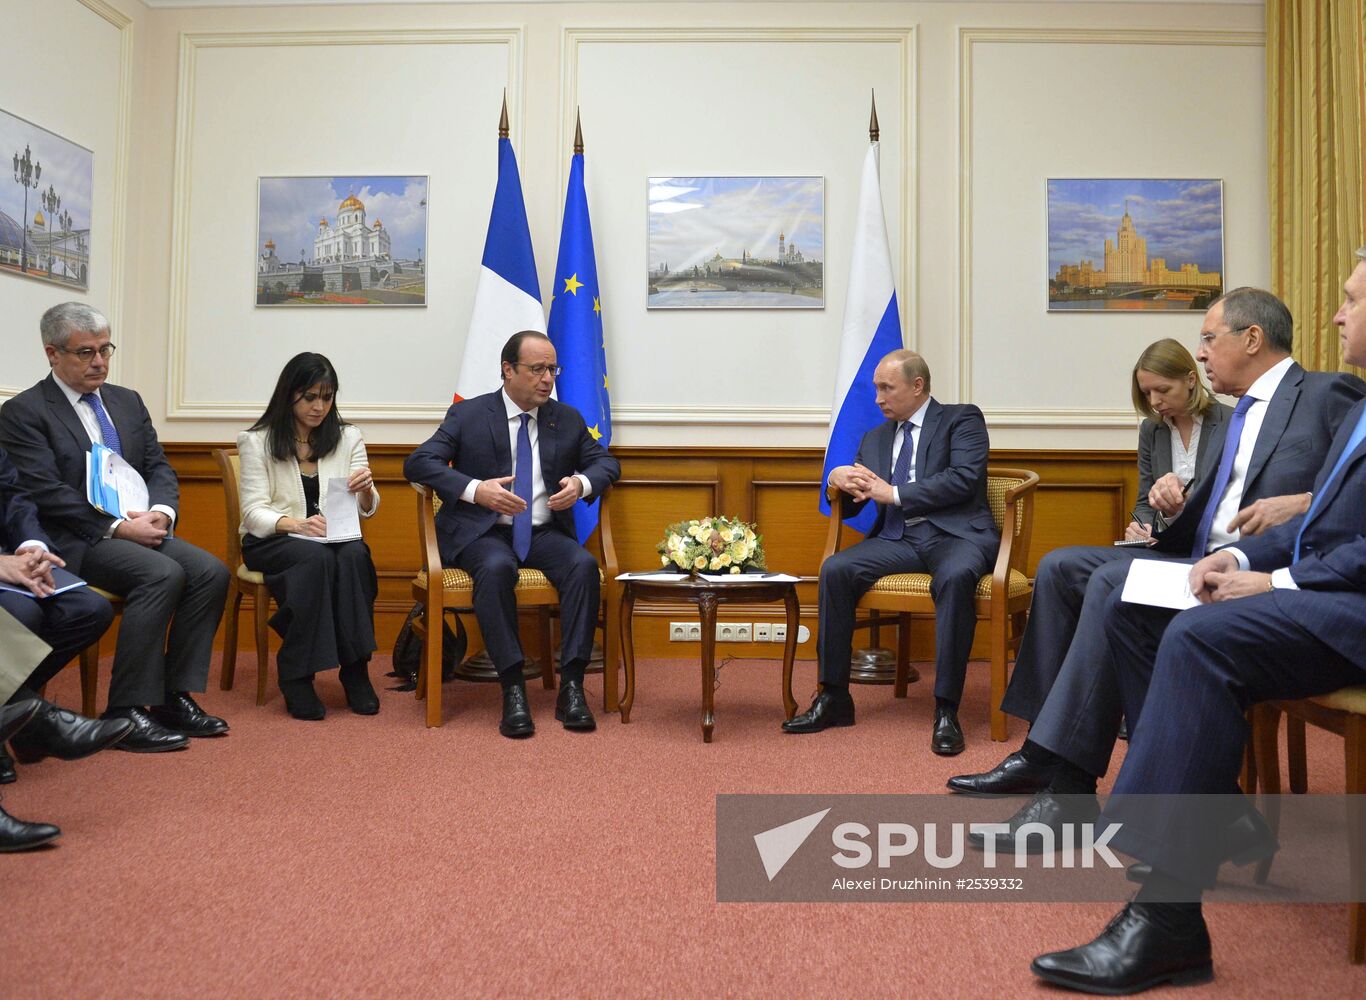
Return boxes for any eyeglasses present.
[56,343,116,362]
[1198,326,1251,347]
[512,363,563,378]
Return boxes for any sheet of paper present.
[324,478,362,541]
[104,451,149,516]
[616,572,689,581]
[698,572,801,583]
[0,605,52,703]
[1120,558,1200,611]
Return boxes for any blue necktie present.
[879,422,916,540]
[1190,394,1255,557]
[512,412,533,561]
[1293,406,1366,562]
[81,392,123,457]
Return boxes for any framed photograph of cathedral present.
[255,175,428,306]
[1047,178,1223,312]
[647,176,824,308]
[0,107,93,291]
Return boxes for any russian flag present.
[547,137,612,544]
[820,139,904,534]
[454,134,545,401]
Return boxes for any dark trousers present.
[242,534,378,683]
[454,525,599,679]
[0,587,114,701]
[1099,590,1366,887]
[817,522,992,703]
[79,536,230,708]
[999,544,1171,724]
[1027,555,1194,777]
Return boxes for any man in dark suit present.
[1025,249,1366,995]
[949,287,1365,795]
[404,331,621,738]
[0,303,231,753]
[1,446,134,850]
[784,350,998,754]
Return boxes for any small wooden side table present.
[618,576,800,742]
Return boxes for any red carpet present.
[2,656,1360,997]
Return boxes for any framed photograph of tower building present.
[255,175,428,307]
[647,176,824,309]
[1047,179,1223,312]
[1,107,93,291]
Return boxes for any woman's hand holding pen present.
[1124,519,1154,542]
[1148,472,1191,516]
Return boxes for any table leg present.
[619,586,636,723]
[781,587,799,719]
[698,590,718,742]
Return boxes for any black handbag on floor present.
[388,603,466,690]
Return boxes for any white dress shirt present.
[890,397,931,506]
[459,389,593,526]
[1202,357,1294,553]
[1167,414,1202,487]
[52,376,177,534]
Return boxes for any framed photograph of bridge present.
[1047,178,1224,312]
[647,176,824,309]
[0,107,92,291]
[255,175,428,306]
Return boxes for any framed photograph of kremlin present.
[647,176,824,308]
[255,175,428,307]
[0,107,93,291]
[1047,179,1224,312]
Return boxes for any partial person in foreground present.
[238,353,381,720]
[0,303,231,753]
[404,331,620,738]
[948,287,1364,796]
[1028,248,1366,994]
[785,350,998,754]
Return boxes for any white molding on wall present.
[164,27,526,421]
[558,25,916,429]
[957,26,1265,428]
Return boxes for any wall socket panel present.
[668,621,807,643]
[668,622,703,641]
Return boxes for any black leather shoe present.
[1117,719,1130,742]
[554,680,596,731]
[1126,809,1278,884]
[0,803,61,852]
[339,662,380,716]
[0,699,42,746]
[0,747,15,785]
[932,704,966,756]
[969,790,1101,854]
[147,692,229,737]
[947,750,1056,796]
[499,685,534,739]
[101,707,190,753]
[281,677,326,721]
[1031,902,1213,994]
[782,690,855,733]
[10,703,135,763]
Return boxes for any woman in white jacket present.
[238,353,380,720]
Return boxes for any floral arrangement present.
[657,516,766,574]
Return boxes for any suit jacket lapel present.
[42,375,91,455]
[485,392,512,474]
[100,388,139,461]
[1193,405,1226,483]
[914,399,943,475]
[1244,363,1302,490]
[537,400,560,486]
[1305,400,1366,526]
[877,420,896,480]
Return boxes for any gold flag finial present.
[869,90,880,142]
[499,91,510,139]
[574,108,584,155]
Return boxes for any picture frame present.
[0,107,92,291]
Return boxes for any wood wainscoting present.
[160,444,1139,668]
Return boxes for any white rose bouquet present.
[656,516,767,575]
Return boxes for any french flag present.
[454,130,545,401]
[820,138,904,534]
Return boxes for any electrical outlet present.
[735,623,752,641]
[685,622,702,642]
[772,623,787,643]
[754,623,772,642]
[716,622,751,642]
[669,622,687,641]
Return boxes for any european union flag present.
[548,146,611,544]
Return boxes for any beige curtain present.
[1267,0,1366,372]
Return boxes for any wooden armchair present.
[410,486,620,728]
[213,448,276,705]
[821,467,1039,741]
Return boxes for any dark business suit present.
[0,375,230,708]
[0,445,113,699]
[820,400,999,703]
[403,390,620,675]
[1000,364,1366,729]
[1099,397,1366,888]
[1132,401,1230,527]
